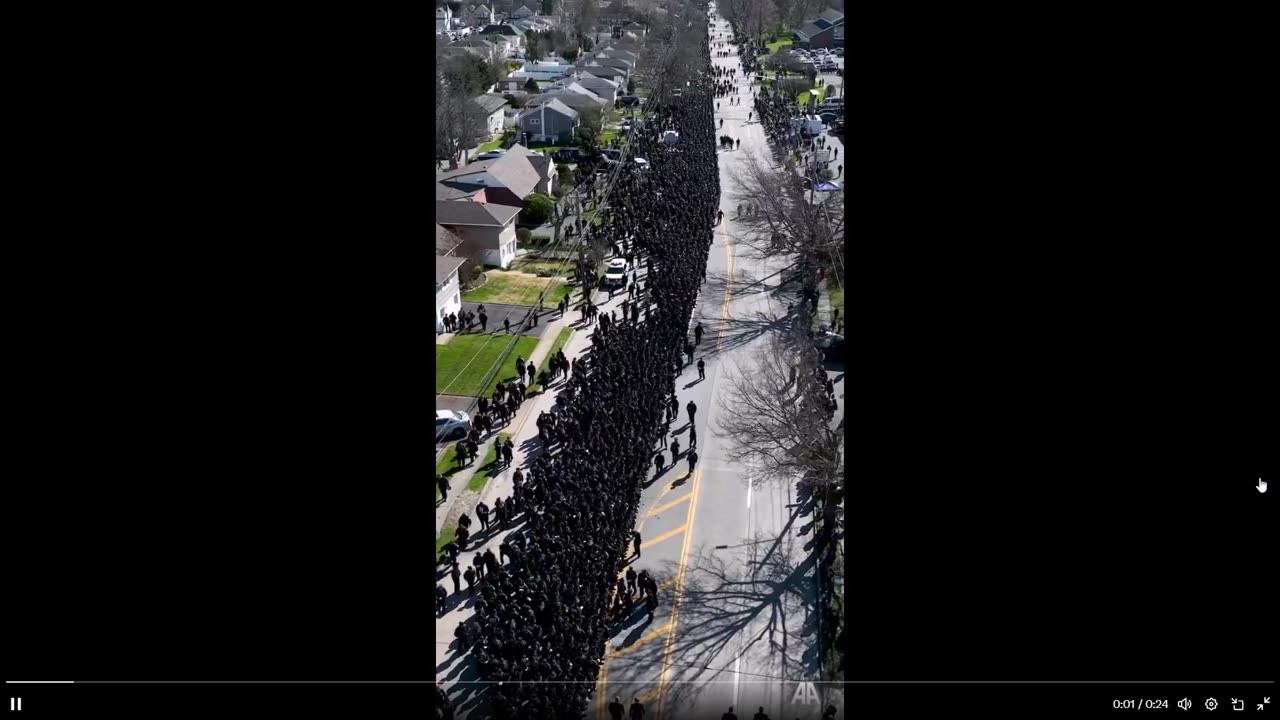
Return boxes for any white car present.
[604,258,629,286]
[476,149,506,160]
[436,410,472,442]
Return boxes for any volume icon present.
[1178,698,1192,711]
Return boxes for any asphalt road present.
[592,14,842,720]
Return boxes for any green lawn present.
[601,128,619,145]
[469,432,511,491]
[476,136,504,153]
[510,256,573,278]
[436,333,540,397]
[462,270,567,306]
[767,37,793,54]
[528,327,575,397]
[436,525,456,562]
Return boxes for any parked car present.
[818,111,838,123]
[476,149,506,160]
[604,258,629,286]
[832,118,845,134]
[552,147,583,162]
[436,410,472,442]
[814,332,844,361]
[818,63,838,73]
[619,95,641,107]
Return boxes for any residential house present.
[526,90,607,118]
[435,5,453,32]
[518,99,579,144]
[479,23,525,48]
[470,4,495,26]
[794,8,844,49]
[561,73,620,102]
[513,61,573,82]
[436,251,466,333]
[597,47,639,65]
[473,94,508,137]
[436,144,545,208]
[511,4,535,19]
[576,63,628,83]
[436,200,521,269]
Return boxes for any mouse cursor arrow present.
[1259,478,1268,493]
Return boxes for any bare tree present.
[436,70,488,169]
[726,149,844,282]
[715,324,843,540]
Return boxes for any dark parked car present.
[814,332,844,361]
[552,147,583,162]
[818,111,838,123]
[833,119,845,134]
[619,95,641,107]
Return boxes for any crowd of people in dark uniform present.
[435,15,728,720]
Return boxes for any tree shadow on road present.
[697,309,796,357]
[607,503,826,712]
[661,525,824,711]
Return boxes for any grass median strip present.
[470,432,510,491]
[436,525,456,562]
[436,334,540,397]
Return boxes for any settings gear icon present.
[1205,697,1219,711]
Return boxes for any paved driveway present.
[457,302,552,338]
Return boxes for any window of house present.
[528,118,540,125]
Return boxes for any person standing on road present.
[670,438,681,462]
[722,706,738,720]
[630,697,646,719]
[609,697,625,720]
[476,501,490,531]
[645,590,658,621]
[689,425,697,449]
[463,565,476,594]
[450,564,461,595]
[694,322,704,345]
[435,584,447,615]
[633,530,642,558]
[437,473,450,501]
[626,566,638,595]
[697,358,706,381]
[479,311,488,333]
[687,400,697,424]
[687,449,699,474]
[654,450,665,475]
[752,706,770,720]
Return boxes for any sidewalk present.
[434,300,586,536]
[435,270,654,710]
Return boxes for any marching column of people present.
[436,20,728,720]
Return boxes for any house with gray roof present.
[436,246,467,332]
[518,99,579,144]
[436,201,521,269]
[473,94,509,137]
[526,89,606,114]
[577,63,628,82]
[436,143,546,208]
[795,7,844,48]
[562,73,620,102]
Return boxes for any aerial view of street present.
[436,1,845,718]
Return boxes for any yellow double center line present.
[655,466,702,720]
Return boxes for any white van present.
[796,115,825,136]
[818,97,844,111]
